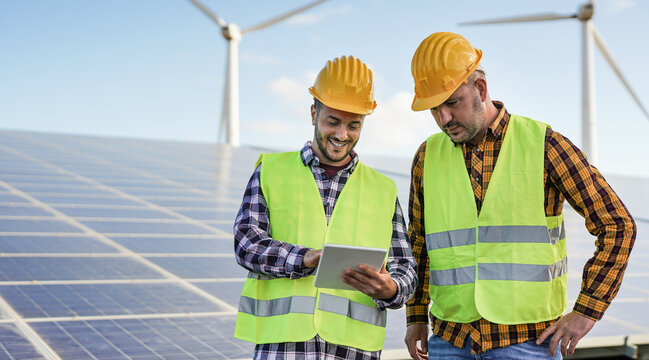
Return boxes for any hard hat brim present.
[309,87,377,115]
[411,92,454,112]
[410,46,483,112]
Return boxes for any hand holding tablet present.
[312,243,387,291]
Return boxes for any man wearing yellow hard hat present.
[233,55,417,358]
[404,32,635,359]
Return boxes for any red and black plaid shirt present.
[406,102,637,354]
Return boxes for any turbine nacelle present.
[222,24,242,42]
[578,3,594,21]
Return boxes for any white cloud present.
[267,70,315,107]
[356,91,436,158]
[245,118,296,135]
[604,0,636,12]
[287,5,354,25]
[268,76,309,102]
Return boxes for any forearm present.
[406,142,431,324]
[546,130,637,319]
[234,225,314,278]
[374,200,418,310]
[233,163,315,279]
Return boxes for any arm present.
[537,129,637,356]
[405,142,431,360]
[233,163,316,278]
[341,198,418,309]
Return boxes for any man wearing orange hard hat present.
[404,32,635,359]
[233,55,417,358]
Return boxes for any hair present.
[468,64,486,84]
[313,98,324,117]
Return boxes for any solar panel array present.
[0,129,647,359]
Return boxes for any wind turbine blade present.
[241,0,328,35]
[459,12,576,25]
[592,25,649,120]
[187,0,227,28]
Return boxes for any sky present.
[2,0,649,177]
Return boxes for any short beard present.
[449,89,485,145]
[313,121,356,164]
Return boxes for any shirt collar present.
[488,101,509,140]
[301,141,359,173]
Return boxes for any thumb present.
[537,323,557,344]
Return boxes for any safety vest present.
[423,115,567,324]
[234,151,397,351]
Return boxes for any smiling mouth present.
[329,138,348,148]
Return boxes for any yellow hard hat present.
[410,32,482,111]
[309,55,377,115]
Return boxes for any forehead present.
[319,105,365,122]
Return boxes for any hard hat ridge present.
[309,55,377,115]
[411,32,482,111]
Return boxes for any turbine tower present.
[187,0,328,147]
[460,0,649,165]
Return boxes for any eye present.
[430,107,438,113]
[349,123,361,130]
[447,99,458,106]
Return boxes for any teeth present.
[330,139,346,147]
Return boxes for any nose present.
[335,126,348,141]
[437,105,453,125]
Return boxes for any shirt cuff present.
[573,291,610,321]
[373,277,404,311]
[287,246,315,279]
[406,304,430,325]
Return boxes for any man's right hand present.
[405,323,429,360]
[302,249,322,268]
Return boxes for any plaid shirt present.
[234,142,417,358]
[406,102,637,354]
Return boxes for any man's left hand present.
[341,264,397,300]
[536,311,596,357]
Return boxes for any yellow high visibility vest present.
[423,115,567,324]
[234,151,397,351]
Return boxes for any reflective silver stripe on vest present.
[478,222,565,245]
[317,293,386,327]
[426,228,476,251]
[247,272,275,280]
[478,257,567,282]
[429,266,475,286]
[548,222,566,245]
[239,295,316,317]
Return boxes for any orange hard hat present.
[309,55,377,115]
[411,32,482,111]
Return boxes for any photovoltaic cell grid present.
[0,129,647,359]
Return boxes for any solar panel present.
[0,129,647,359]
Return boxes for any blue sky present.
[2,0,648,177]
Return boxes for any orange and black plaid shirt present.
[406,102,637,354]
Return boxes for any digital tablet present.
[312,243,387,291]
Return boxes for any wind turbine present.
[460,0,649,165]
[187,0,328,147]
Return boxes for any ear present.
[475,78,488,102]
[311,105,317,126]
